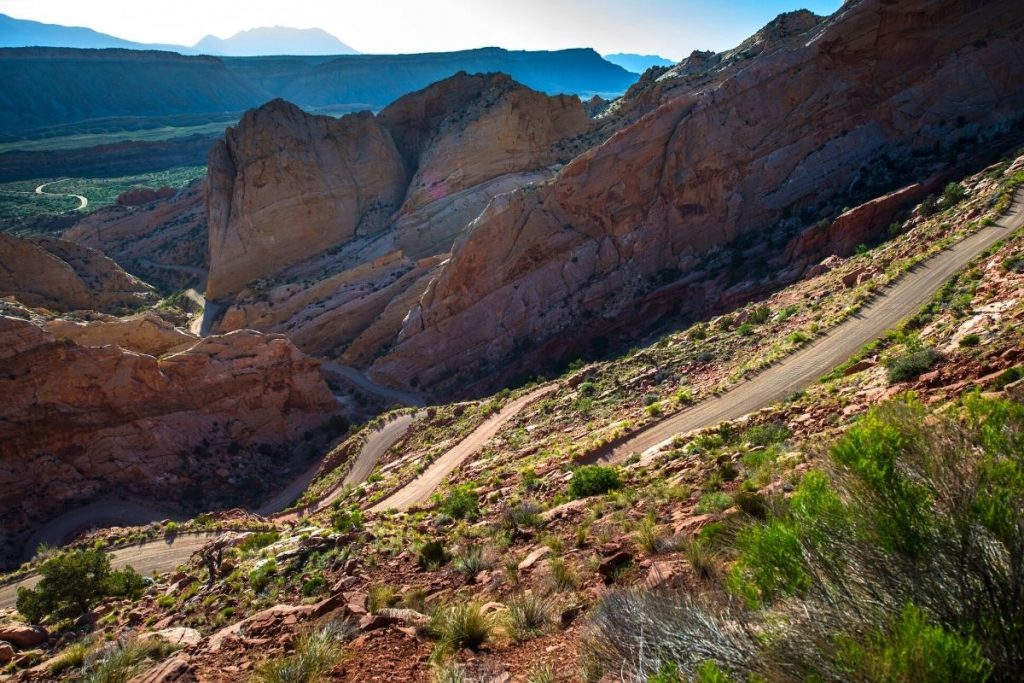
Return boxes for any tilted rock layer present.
[65,180,209,292]
[369,0,1024,395]
[0,307,339,566]
[205,73,590,362]
[0,232,155,313]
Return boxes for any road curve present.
[596,189,1024,465]
[321,361,425,407]
[35,180,88,211]
[371,385,557,512]
[0,534,216,610]
[275,413,418,521]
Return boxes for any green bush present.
[301,576,327,597]
[568,465,622,499]
[885,346,941,383]
[430,601,495,651]
[330,507,363,533]
[942,181,968,207]
[959,333,981,348]
[742,422,790,446]
[748,306,772,324]
[417,539,448,570]
[238,531,280,554]
[437,484,478,519]
[251,622,349,683]
[16,548,129,623]
[249,560,278,593]
[838,603,990,682]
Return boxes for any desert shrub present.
[688,324,708,341]
[748,306,772,324]
[83,638,178,683]
[736,323,754,337]
[1002,254,1024,273]
[48,639,91,675]
[438,484,478,519]
[16,548,132,623]
[549,557,578,591]
[993,365,1023,389]
[568,465,622,499]
[885,346,940,383]
[695,492,733,514]
[301,576,327,597]
[330,507,363,532]
[589,395,1024,680]
[959,333,981,348]
[368,583,399,613]
[506,592,552,641]
[942,181,968,207]
[683,538,719,582]
[251,622,350,683]
[742,422,790,446]
[837,603,989,682]
[239,531,280,554]
[249,560,278,593]
[452,545,488,577]
[417,539,449,570]
[500,501,543,533]
[430,602,495,651]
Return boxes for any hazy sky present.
[0,0,844,60]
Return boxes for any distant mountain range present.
[0,14,357,56]
[603,53,675,73]
[0,47,638,133]
[193,27,358,56]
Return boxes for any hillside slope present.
[369,0,1024,396]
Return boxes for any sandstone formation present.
[205,73,590,363]
[0,303,339,566]
[0,232,155,313]
[369,0,1024,394]
[43,311,195,356]
[64,180,208,292]
[206,101,408,300]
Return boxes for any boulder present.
[127,656,195,683]
[0,624,47,648]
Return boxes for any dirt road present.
[370,386,557,512]
[35,180,87,211]
[597,190,1023,464]
[321,361,425,407]
[0,534,216,610]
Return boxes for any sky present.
[0,0,844,60]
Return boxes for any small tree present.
[17,548,112,623]
[568,465,623,499]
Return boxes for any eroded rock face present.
[206,75,589,363]
[370,0,1024,394]
[0,310,339,566]
[65,181,209,293]
[43,311,195,356]
[0,233,155,313]
[206,100,408,300]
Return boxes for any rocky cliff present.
[205,73,589,362]
[369,0,1024,394]
[0,232,155,312]
[206,101,408,300]
[0,300,339,565]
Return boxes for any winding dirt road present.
[596,189,1023,465]
[321,361,425,407]
[0,534,216,610]
[370,385,557,512]
[35,180,88,211]
[2,189,1018,611]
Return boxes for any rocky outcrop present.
[206,100,408,300]
[0,232,155,312]
[0,309,339,566]
[63,180,208,292]
[43,311,195,356]
[205,74,589,363]
[370,0,1024,394]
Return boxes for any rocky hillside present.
[64,180,208,292]
[204,73,590,361]
[369,0,1024,396]
[1,150,1020,681]
[0,299,340,567]
[0,232,155,312]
